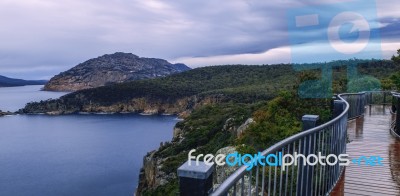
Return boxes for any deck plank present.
[331,105,400,196]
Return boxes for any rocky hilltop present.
[44,52,190,91]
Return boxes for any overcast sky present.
[0,0,399,79]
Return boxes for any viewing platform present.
[179,91,400,196]
[331,105,400,196]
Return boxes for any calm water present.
[0,85,67,112]
[0,86,177,196]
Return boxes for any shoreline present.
[19,111,182,117]
[0,110,14,116]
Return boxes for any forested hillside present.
[21,59,398,115]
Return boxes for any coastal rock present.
[213,146,238,185]
[22,94,225,116]
[173,127,183,139]
[235,118,254,137]
[142,151,157,188]
[213,146,256,195]
[222,117,254,137]
[213,146,255,195]
[136,116,251,195]
[44,52,190,91]
[223,118,236,132]
[136,151,177,195]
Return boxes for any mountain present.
[22,64,295,115]
[43,52,191,92]
[0,75,47,87]
[21,59,399,116]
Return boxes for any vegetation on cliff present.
[381,51,400,90]
[22,64,295,114]
[137,59,400,195]
[140,89,334,195]
[22,59,397,115]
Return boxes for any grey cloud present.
[0,0,399,79]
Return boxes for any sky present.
[0,0,399,79]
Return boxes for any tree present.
[347,76,381,93]
[381,78,395,90]
[390,72,400,90]
[392,49,400,64]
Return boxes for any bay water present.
[0,86,177,195]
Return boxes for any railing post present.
[383,92,387,105]
[297,115,319,196]
[333,100,346,118]
[396,97,400,135]
[360,93,366,116]
[331,95,338,114]
[302,115,320,131]
[369,92,373,105]
[177,160,214,196]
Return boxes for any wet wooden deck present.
[331,105,400,196]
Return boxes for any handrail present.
[391,92,400,138]
[210,92,378,196]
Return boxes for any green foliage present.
[236,144,257,155]
[78,59,396,105]
[392,49,400,64]
[23,59,399,113]
[143,179,179,196]
[155,103,254,172]
[347,76,381,93]
[236,91,331,151]
[141,103,256,195]
[69,64,295,105]
[390,72,400,90]
[381,78,395,90]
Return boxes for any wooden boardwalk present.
[331,105,400,196]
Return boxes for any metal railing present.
[210,92,369,196]
[340,93,366,119]
[390,92,400,137]
[364,91,393,106]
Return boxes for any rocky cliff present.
[44,52,190,91]
[136,116,254,195]
[20,94,226,117]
